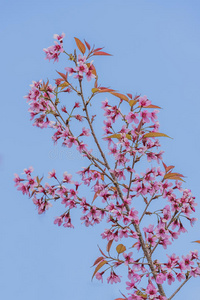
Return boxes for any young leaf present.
[84,39,91,50]
[130,242,138,249]
[164,173,185,181]
[162,161,167,171]
[91,88,99,94]
[166,165,175,173]
[116,244,126,254]
[110,92,129,102]
[93,51,112,56]
[92,260,107,279]
[107,239,114,253]
[92,190,100,203]
[98,245,107,257]
[162,162,175,173]
[100,173,104,181]
[105,133,132,140]
[164,172,184,179]
[56,71,68,82]
[143,132,172,139]
[127,93,133,99]
[93,47,104,52]
[98,88,115,93]
[59,82,69,90]
[129,100,138,107]
[140,104,161,109]
[74,37,86,54]
[92,256,104,267]
[192,240,200,244]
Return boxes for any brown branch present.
[168,276,192,300]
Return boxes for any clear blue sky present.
[1,0,200,299]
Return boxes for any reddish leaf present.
[98,245,106,257]
[93,47,104,52]
[92,256,104,267]
[94,78,98,88]
[56,71,68,82]
[110,92,129,102]
[162,161,167,171]
[92,191,100,203]
[98,88,115,93]
[140,104,161,109]
[166,165,175,173]
[136,119,143,133]
[162,162,175,173]
[74,37,86,54]
[164,172,184,179]
[91,87,115,94]
[130,242,138,248]
[84,39,91,50]
[127,93,133,99]
[107,239,114,253]
[92,260,107,279]
[93,51,112,56]
[192,240,200,244]
[114,298,126,300]
[109,186,117,192]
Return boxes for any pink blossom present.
[126,112,139,124]
[48,169,56,178]
[156,273,166,284]
[107,271,121,284]
[166,272,175,285]
[146,282,158,299]
[123,252,134,266]
[63,171,73,183]
[95,272,103,283]
[138,95,151,107]
[54,216,63,226]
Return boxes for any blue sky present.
[1,0,200,299]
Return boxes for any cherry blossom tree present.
[14,33,200,300]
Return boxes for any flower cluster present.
[65,54,96,81]
[43,33,65,62]
[15,34,200,300]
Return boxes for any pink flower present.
[54,216,63,226]
[13,174,23,186]
[182,254,194,271]
[126,112,139,124]
[176,272,185,282]
[138,95,151,107]
[75,62,88,76]
[123,252,134,266]
[107,271,121,284]
[65,67,76,76]
[166,272,175,285]
[48,169,56,178]
[63,171,73,183]
[95,272,103,283]
[156,273,166,284]
[53,33,65,42]
[146,282,158,299]
[140,110,151,123]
